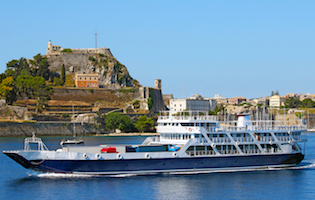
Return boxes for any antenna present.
[201,83,203,96]
[94,30,98,49]
[182,83,184,99]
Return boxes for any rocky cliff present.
[47,52,141,89]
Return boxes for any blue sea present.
[0,134,315,200]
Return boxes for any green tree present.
[36,58,50,80]
[271,91,274,96]
[118,115,135,132]
[53,77,63,86]
[0,76,16,104]
[61,49,72,53]
[30,77,53,112]
[20,68,31,76]
[284,97,301,108]
[301,98,315,108]
[6,58,29,79]
[105,113,123,131]
[135,115,154,132]
[15,75,53,109]
[61,64,66,84]
[15,75,33,101]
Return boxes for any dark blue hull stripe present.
[26,153,304,174]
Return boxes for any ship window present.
[196,146,205,151]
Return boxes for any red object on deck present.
[101,147,117,153]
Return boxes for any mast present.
[94,30,98,49]
[73,105,76,138]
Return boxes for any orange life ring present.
[188,128,192,132]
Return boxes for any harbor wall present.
[0,122,101,137]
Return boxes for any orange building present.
[229,97,246,105]
[75,74,99,88]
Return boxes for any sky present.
[1,1,315,99]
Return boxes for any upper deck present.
[157,111,307,132]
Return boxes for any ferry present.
[3,110,307,175]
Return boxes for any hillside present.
[47,51,141,89]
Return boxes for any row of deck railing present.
[160,135,302,144]
[222,125,307,132]
[158,115,218,121]
[186,148,278,156]
[194,136,298,144]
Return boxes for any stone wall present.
[0,122,100,137]
[51,88,139,105]
[150,88,167,113]
[47,53,90,73]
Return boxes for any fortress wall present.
[0,122,100,137]
[70,48,113,56]
[47,53,90,73]
[149,88,166,113]
[51,88,140,105]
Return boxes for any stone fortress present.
[46,40,113,56]
[44,40,166,113]
[45,40,134,89]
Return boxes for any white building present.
[270,95,285,107]
[170,94,216,112]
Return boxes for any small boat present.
[60,138,84,146]
[3,110,308,175]
[60,106,84,146]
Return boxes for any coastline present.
[0,121,159,137]
[95,132,159,137]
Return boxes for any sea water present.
[0,134,315,200]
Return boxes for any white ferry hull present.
[3,151,303,175]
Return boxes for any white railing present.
[263,148,281,153]
[233,137,254,142]
[24,133,49,151]
[195,138,209,144]
[211,137,231,143]
[217,150,240,154]
[205,127,217,132]
[187,150,216,156]
[242,149,261,154]
[223,122,307,132]
[277,136,291,142]
[158,115,218,121]
[259,136,274,142]
[158,111,218,121]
